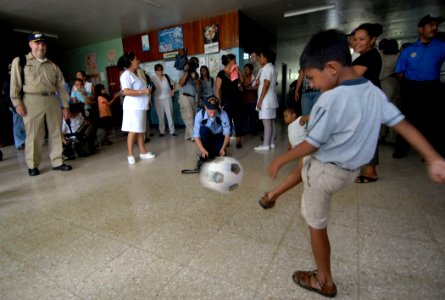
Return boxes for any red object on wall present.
[106,66,123,126]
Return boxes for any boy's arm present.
[268,141,318,179]
[393,120,445,183]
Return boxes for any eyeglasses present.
[155,69,163,72]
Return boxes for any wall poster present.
[158,26,184,53]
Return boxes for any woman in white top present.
[150,64,176,136]
[254,49,278,151]
[118,52,155,164]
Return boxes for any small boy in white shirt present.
[284,107,306,149]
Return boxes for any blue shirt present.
[179,71,197,96]
[193,109,231,138]
[395,38,445,81]
[305,78,404,170]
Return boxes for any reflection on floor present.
[1,125,444,299]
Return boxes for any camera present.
[186,57,199,73]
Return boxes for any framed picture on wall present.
[141,34,150,52]
[158,26,184,53]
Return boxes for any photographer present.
[178,56,200,141]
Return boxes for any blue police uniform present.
[394,38,445,157]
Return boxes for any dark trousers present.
[200,126,224,158]
[394,80,444,156]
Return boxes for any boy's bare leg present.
[267,159,303,201]
[309,226,334,287]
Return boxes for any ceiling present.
[1,0,444,50]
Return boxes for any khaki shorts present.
[301,157,360,229]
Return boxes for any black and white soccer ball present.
[200,156,244,193]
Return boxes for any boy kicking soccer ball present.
[267,29,445,298]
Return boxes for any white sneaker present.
[254,145,270,151]
[270,144,276,149]
[128,156,136,164]
[140,152,155,160]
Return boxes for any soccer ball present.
[200,156,244,193]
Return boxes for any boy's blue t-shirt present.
[70,89,89,108]
[305,77,404,170]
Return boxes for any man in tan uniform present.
[10,31,72,176]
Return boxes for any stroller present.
[63,119,97,160]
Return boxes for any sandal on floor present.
[292,270,337,298]
[355,175,378,184]
[258,193,276,209]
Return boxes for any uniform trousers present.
[22,94,64,168]
[179,94,195,140]
[395,80,444,156]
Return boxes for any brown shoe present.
[258,193,276,209]
[292,270,337,298]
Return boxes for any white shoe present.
[128,156,136,164]
[270,144,276,149]
[254,145,270,151]
[140,152,155,160]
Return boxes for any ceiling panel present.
[0,0,444,49]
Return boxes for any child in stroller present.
[62,103,96,159]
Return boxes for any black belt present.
[27,92,56,96]
[182,93,195,97]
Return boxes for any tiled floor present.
[1,124,444,299]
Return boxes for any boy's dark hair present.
[244,63,253,71]
[117,52,136,70]
[284,106,297,115]
[74,78,84,85]
[300,29,352,70]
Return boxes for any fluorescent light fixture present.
[143,0,161,8]
[284,4,336,18]
[13,28,59,39]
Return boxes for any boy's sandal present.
[292,270,337,298]
[258,193,276,209]
[355,175,378,183]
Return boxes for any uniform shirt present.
[257,62,278,109]
[193,109,231,138]
[395,38,445,81]
[305,77,404,170]
[10,52,70,108]
[120,69,149,110]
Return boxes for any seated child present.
[95,84,119,146]
[259,107,306,209]
[62,103,95,158]
[71,79,93,116]
[285,107,306,150]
